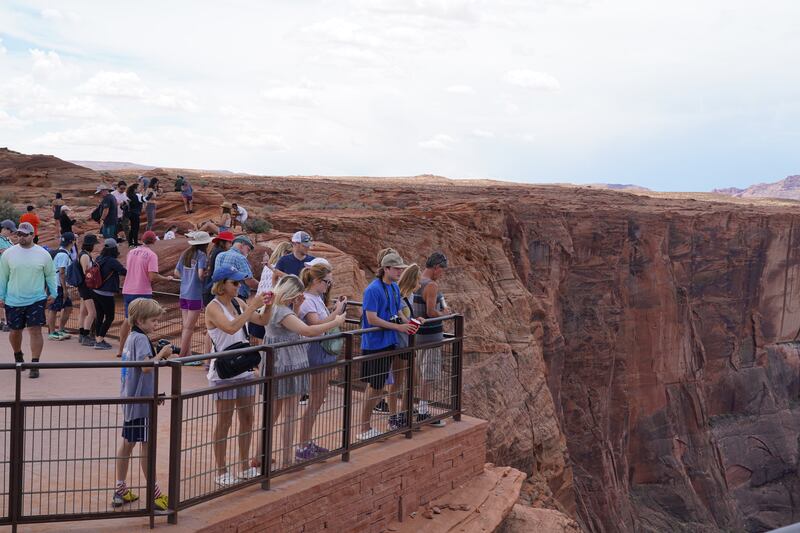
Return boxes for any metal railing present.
[0,311,464,530]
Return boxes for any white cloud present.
[504,69,560,91]
[146,89,199,112]
[0,76,49,106]
[40,8,62,19]
[235,132,288,151]
[79,71,148,98]
[30,49,75,79]
[471,128,495,138]
[303,18,382,47]
[261,86,318,107]
[18,97,114,120]
[419,133,456,150]
[355,0,478,22]
[0,110,27,129]
[446,84,475,94]
[33,124,153,150]
[0,38,6,55]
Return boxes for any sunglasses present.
[16,232,32,237]
[321,279,332,286]
[226,280,241,286]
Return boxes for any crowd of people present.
[0,178,454,509]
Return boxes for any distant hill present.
[69,160,156,171]
[713,175,800,200]
[585,183,652,192]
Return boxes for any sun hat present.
[233,235,254,248]
[17,222,35,235]
[0,220,17,232]
[94,184,112,194]
[142,231,157,244]
[220,201,232,209]
[291,231,313,245]
[212,265,248,283]
[380,252,408,268]
[187,231,212,246]
[104,238,118,248]
[304,257,332,268]
[213,230,235,243]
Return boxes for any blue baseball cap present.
[212,265,248,283]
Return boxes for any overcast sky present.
[1,1,799,191]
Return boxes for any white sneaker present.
[215,472,238,486]
[356,428,384,441]
[238,467,260,480]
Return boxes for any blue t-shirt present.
[275,253,315,277]
[361,278,401,351]
[176,250,208,301]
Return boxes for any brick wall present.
[194,417,487,533]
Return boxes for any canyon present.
[1,148,798,532]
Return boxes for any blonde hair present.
[268,241,292,266]
[211,280,226,296]
[398,263,420,298]
[300,264,332,306]
[272,274,305,306]
[127,298,165,327]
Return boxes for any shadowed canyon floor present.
[2,148,799,532]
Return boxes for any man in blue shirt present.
[214,235,258,300]
[357,252,420,441]
[46,232,75,341]
[272,231,315,286]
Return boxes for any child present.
[163,225,178,240]
[113,298,172,510]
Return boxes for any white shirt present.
[235,206,248,223]
[111,190,128,218]
[257,264,274,294]
[164,231,176,240]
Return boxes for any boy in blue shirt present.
[357,252,419,440]
[113,298,173,510]
[46,232,75,341]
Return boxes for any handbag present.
[213,299,262,379]
[321,326,343,357]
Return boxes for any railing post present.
[341,333,354,462]
[261,347,274,490]
[405,334,416,438]
[453,315,464,422]
[9,365,23,532]
[167,362,183,524]
[148,363,160,529]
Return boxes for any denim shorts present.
[209,378,257,401]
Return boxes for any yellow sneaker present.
[111,489,139,507]
[154,494,168,511]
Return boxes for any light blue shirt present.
[0,245,58,307]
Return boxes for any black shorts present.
[6,299,47,330]
[48,288,73,311]
[77,284,94,300]
[248,322,265,339]
[359,346,396,390]
[122,418,149,443]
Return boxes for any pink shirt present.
[122,246,158,295]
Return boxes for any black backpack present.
[90,202,104,222]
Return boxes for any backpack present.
[66,252,87,287]
[90,202,104,222]
[53,204,62,221]
[83,261,104,289]
[49,247,68,260]
[174,176,184,192]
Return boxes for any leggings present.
[92,293,116,338]
[128,214,141,246]
[145,203,156,231]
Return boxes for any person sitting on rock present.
[231,203,248,231]
[195,202,233,236]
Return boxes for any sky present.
[1,0,799,191]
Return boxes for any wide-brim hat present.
[187,231,212,246]
[220,201,232,209]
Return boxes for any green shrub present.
[0,200,21,223]
[245,218,271,234]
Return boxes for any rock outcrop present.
[2,151,799,531]
[713,174,800,200]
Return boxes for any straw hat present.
[220,201,232,209]
[187,231,213,246]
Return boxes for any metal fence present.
[0,311,464,530]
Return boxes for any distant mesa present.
[69,160,156,172]
[585,183,652,192]
[713,175,800,200]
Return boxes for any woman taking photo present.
[195,202,232,236]
[296,263,347,460]
[205,266,271,487]
[92,239,127,351]
[126,183,144,247]
[143,178,160,231]
[173,231,211,357]
[258,242,292,295]
[265,274,346,466]
[77,234,100,347]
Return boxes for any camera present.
[389,315,403,325]
[156,339,181,355]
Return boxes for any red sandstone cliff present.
[3,150,799,532]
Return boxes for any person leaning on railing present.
[205,265,272,487]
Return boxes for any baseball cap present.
[0,220,16,232]
[213,230,235,243]
[426,251,449,269]
[60,232,76,244]
[233,235,254,248]
[380,252,408,268]
[212,265,249,283]
[304,257,332,268]
[291,231,313,245]
[94,184,112,194]
[17,222,35,235]
[104,238,118,248]
[142,231,157,244]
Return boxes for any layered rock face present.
[3,150,798,531]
